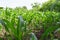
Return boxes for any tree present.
[0,7,3,9]
[31,3,40,11]
[39,0,60,12]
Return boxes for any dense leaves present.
[0,0,60,40]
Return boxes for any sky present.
[0,0,48,9]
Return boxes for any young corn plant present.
[0,16,27,40]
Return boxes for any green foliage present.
[39,0,60,12]
[0,3,60,40]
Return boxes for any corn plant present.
[0,16,27,40]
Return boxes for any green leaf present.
[40,26,59,40]
[17,16,25,40]
[30,33,38,40]
[0,19,9,32]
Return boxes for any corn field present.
[0,7,60,40]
